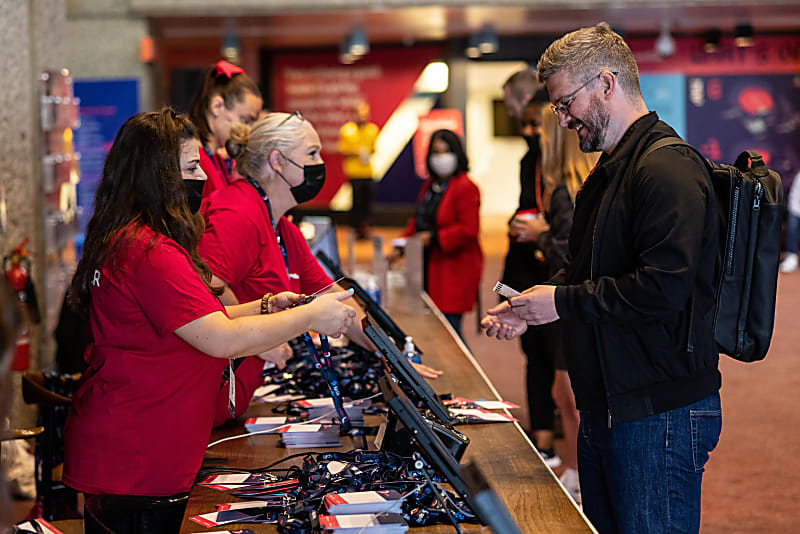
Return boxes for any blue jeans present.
[786,212,800,254]
[578,393,721,534]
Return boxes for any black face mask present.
[183,179,205,214]
[278,154,326,204]
[524,134,540,151]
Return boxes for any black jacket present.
[501,142,549,292]
[536,184,573,277]
[552,112,721,424]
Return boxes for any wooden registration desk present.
[179,295,595,534]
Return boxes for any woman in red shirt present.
[63,109,354,524]
[189,60,263,197]
[199,112,442,425]
[391,129,483,339]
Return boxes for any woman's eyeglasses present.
[277,110,305,127]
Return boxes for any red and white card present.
[448,408,518,423]
[445,397,520,410]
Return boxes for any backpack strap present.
[637,135,703,353]
[638,136,691,163]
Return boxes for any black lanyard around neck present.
[204,146,233,185]
[247,178,290,275]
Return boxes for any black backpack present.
[640,138,783,362]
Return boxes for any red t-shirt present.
[199,180,332,301]
[199,180,333,427]
[63,225,227,496]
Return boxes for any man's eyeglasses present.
[521,120,540,128]
[277,110,305,127]
[550,71,618,116]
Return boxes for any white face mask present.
[429,152,458,178]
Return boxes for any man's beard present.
[569,97,609,153]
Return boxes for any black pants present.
[521,326,555,432]
[350,178,374,232]
[83,493,187,534]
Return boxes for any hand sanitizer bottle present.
[404,336,421,364]
[365,275,381,305]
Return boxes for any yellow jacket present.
[338,121,379,179]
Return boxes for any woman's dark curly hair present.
[69,107,219,316]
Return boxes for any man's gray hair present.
[536,22,641,101]
[503,68,540,103]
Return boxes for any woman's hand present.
[306,291,356,338]
[257,342,293,369]
[267,291,305,313]
[415,231,432,247]
[509,215,549,243]
[412,362,443,379]
[386,248,403,265]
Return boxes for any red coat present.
[403,173,483,314]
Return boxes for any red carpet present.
[699,272,800,532]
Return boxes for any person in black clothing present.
[484,23,721,533]
[514,106,601,504]
[500,74,561,466]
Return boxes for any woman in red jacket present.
[393,129,483,338]
[188,60,263,198]
[63,109,354,531]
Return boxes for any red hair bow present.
[216,60,244,79]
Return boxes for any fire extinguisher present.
[4,238,41,371]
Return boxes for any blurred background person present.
[0,281,22,529]
[389,129,482,340]
[500,70,561,467]
[189,60,263,198]
[780,171,800,272]
[512,101,601,503]
[338,101,379,240]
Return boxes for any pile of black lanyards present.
[197,449,479,534]
[266,338,385,403]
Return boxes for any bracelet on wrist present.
[260,293,273,314]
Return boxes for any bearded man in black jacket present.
[483,23,721,534]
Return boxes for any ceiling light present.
[221,31,240,65]
[478,24,498,55]
[655,21,676,58]
[735,24,754,47]
[704,29,721,53]
[349,25,370,57]
[339,38,355,65]
[465,34,480,59]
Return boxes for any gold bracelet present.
[261,293,273,314]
